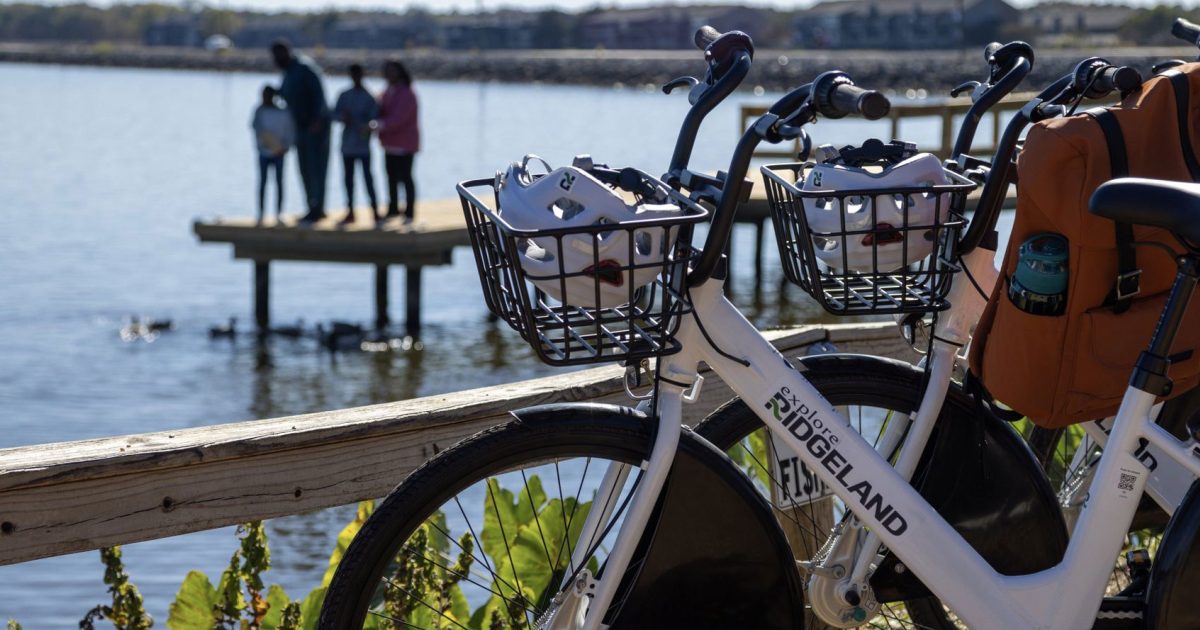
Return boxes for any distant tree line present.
[1121,5,1200,45]
[0,3,184,42]
[0,2,1194,49]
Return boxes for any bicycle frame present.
[564,246,1200,629]
[1067,412,1197,520]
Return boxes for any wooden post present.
[992,108,1002,150]
[405,265,422,337]
[375,264,390,330]
[254,260,270,332]
[753,219,766,293]
[940,106,954,158]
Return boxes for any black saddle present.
[1090,178,1200,244]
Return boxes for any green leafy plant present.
[726,427,772,491]
[80,546,153,630]
[166,518,326,630]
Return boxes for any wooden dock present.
[0,322,914,566]
[193,198,468,335]
[193,157,1016,335]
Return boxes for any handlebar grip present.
[1172,17,1200,46]
[831,83,891,120]
[695,25,722,51]
[1098,65,1142,95]
[984,42,1003,62]
[989,41,1036,70]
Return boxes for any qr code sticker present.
[1118,473,1136,492]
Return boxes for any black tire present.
[320,413,654,629]
[319,406,806,629]
[693,354,965,630]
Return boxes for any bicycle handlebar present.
[1071,57,1142,100]
[694,25,722,50]
[666,27,754,176]
[950,41,1033,160]
[686,72,889,286]
[1173,17,1200,47]
[988,41,1036,73]
[825,79,891,120]
[1092,65,1142,97]
[984,42,1002,61]
[959,58,1141,255]
[695,26,755,80]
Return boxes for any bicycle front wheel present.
[320,405,805,629]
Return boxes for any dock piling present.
[406,266,422,337]
[254,261,270,331]
[375,264,390,329]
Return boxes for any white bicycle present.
[321,28,1200,630]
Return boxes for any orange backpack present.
[969,63,1200,428]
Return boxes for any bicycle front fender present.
[510,402,806,630]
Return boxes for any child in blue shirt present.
[333,64,381,226]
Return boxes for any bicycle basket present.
[761,161,975,316]
[457,169,708,366]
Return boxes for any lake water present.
[0,62,957,626]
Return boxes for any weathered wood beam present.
[0,322,912,566]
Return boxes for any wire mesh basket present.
[761,161,976,316]
[457,169,708,366]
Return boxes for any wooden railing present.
[0,322,917,567]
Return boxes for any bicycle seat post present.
[1133,255,1200,398]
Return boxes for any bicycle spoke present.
[486,478,535,629]
[376,579,474,630]
[417,521,524,604]
[520,469,558,573]
[452,495,505,589]
[393,546,535,618]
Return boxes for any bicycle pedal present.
[1093,596,1144,630]
[1125,548,1151,572]
[1116,548,1152,598]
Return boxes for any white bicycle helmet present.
[801,151,949,272]
[497,155,683,309]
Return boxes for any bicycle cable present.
[685,284,751,367]
[959,254,991,300]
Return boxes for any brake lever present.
[662,76,700,95]
[1155,59,1187,74]
[951,80,982,98]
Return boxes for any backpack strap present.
[1086,107,1139,313]
[1163,69,1200,180]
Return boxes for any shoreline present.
[2,42,1195,91]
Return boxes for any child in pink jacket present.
[376,60,420,221]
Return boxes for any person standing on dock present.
[377,59,420,223]
[333,63,380,226]
[251,86,293,224]
[271,39,331,224]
